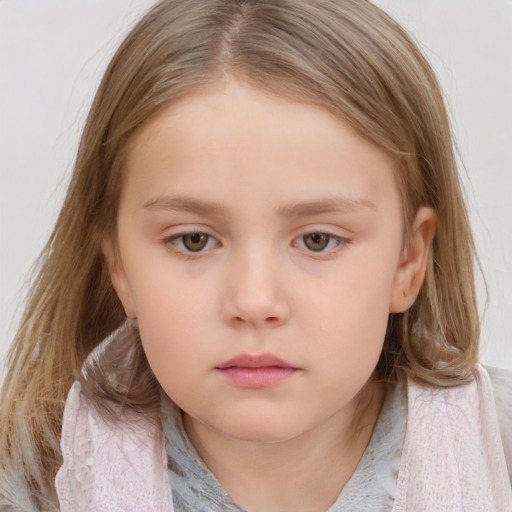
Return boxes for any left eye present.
[299,233,341,252]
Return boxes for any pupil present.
[305,233,329,251]
[184,233,208,251]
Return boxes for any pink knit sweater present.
[56,365,512,511]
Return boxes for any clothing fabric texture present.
[55,327,512,511]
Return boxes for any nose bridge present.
[223,240,289,327]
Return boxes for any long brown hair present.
[0,0,479,508]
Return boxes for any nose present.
[221,248,291,329]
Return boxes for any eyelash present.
[163,230,349,257]
[294,233,347,254]
[164,230,219,255]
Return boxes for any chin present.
[215,417,306,444]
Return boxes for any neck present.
[184,380,385,512]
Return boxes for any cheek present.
[122,233,216,321]
[135,297,214,408]
[300,255,395,376]
[312,295,388,370]
[117,246,217,375]
[134,273,227,376]
[133,276,215,355]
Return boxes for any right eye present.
[166,232,218,253]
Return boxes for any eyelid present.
[160,224,351,257]
[162,226,222,255]
[291,227,351,255]
[293,234,343,251]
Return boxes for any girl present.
[1,0,511,510]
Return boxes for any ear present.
[102,238,137,319]
[389,206,437,313]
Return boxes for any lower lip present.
[217,366,297,388]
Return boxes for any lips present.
[216,354,299,388]
[217,353,295,369]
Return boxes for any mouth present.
[216,354,299,388]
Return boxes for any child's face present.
[106,81,427,443]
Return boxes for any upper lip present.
[217,353,297,369]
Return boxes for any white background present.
[1,0,511,381]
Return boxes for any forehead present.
[121,80,401,218]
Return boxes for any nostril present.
[231,315,281,327]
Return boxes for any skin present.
[104,80,436,512]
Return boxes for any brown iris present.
[182,233,209,252]
[303,233,330,251]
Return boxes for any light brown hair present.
[0,0,479,509]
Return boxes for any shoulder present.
[396,366,512,509]
[56,381,173,511]
[486,365,512,483]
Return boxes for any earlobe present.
[101,238,138,319]
[389,207,437,313]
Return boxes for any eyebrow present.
[144,196,226,215]
[143,195,376,216]
[277,196,376,216]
